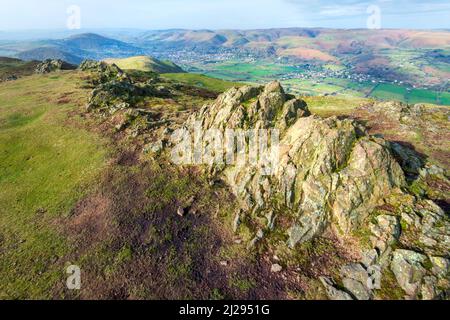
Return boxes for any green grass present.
[407,88,438,104]
[439,92,450,105]
[161,73,243,93]
[0,57,38,80]
[104,56,184,73]
[0,72,109,298]
[303,95,369,117]
[369,84,408,101]
[187,60,299,83]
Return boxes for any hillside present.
[16,47,83,65]
[137,28,450,92]
[11,33,144,64]
[0,63,448,300]
[104,56,184,73]
[0,57,39,81]
[1,29,449,104]
[161,73,243,92]
[136,28,450,56]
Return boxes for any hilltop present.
[104,56,184,73]
[0,60,448,299]
[17,47,83,65]
[11,33,144,64]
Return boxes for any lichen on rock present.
[171,81,450,300]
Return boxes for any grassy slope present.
[161,73,243,93]
[303,95,370,117]
[0,72,109,298]
[0,57,39,80]
[0,70,289,300]
[104,56,184,73]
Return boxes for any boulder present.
[35,59,76,74]
[340,263,373,300]
[400,200,450,256]
[271,264,283,273]
[320,277,353,300]
[369,215,401,254]
[391,249,427,297]
[169,82,450,299]
[176,81,406,247]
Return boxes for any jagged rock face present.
[364,101,426,123]
[185,81,309,132]
[182,81,405,246]
[35,59,76,74]
[84,60,168,114]
[79,59,124,77]
[174,82,450,300]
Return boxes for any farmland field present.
[186,59,450,106]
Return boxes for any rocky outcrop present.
[35,59,76,74]
[363,101,426,123]
[172,81,450,300]
[179,81,405,245]
[81,59,172,136]
[79,59,127,80]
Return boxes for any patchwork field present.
[185,59,450,106]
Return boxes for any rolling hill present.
[104,56,184,73]
[12,33,144,64]
[16,47,83,65]
[1,29,449,102]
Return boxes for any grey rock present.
[421,276,440,300]
[177,207,186,217]
[179,82,406,248]
[391,249,427,297]
[369,215,401,254]
[144,141,164,155]
[35,59,76,74]
[340,263,373,300]
[430,256,449,278]
[361,249,379,268]
[271,264,283,273]
[320,277,354,301]
[342,278,371,300]
[390,142,424,176]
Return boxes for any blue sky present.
[1,0,450,30]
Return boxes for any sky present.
[1,0,450,31]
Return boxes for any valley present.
[2,28,448,106]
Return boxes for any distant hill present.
[2,29,450,87]
[13,33,144,64]
[137,28,450,50]
[57,33,143,58]
[16,47,83,65]
[104,56,184,73]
